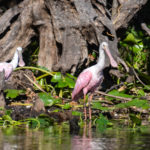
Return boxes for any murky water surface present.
[0,123,150,150]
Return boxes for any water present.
[0,123,150,150]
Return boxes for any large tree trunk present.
[0,0,148,72]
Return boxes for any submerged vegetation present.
[1,25,150,131]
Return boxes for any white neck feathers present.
[10,50,19,69]
[96,49,105,71]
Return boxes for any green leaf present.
[56,80,68,88]
[27,118,40,129]
[137,89,145,96]
[119,41,128,47]
[92,102,109,111]
[132,45,142,53]
[72,111,82,116]
[51,72,76,89]
[106,90,133,100]
[38,92,61,106]
[124,33,136,44]
[51,72,62,83]
[2,115,12,121]
[128,99,149,109]
[92,52,96,58]
[115,103,126,109]
[116,99,149,109]
[39,78,45,86]
[62,103,71,109]
[96,114,109,132]
[5,110,12,116]
[52,109,60,112]
[4,89,24,99]
[65,76,75,88]
[66,73,77,80]
[37,114,54,127]
[129,114,141,126]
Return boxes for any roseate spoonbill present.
[72,42,118,120]
[0,47,25,79]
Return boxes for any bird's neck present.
[96,50,105,71]
[10,51,19,69]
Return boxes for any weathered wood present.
[112,0,148,29]
[0,0,148,72]
[0,0,35,62]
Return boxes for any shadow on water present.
[0,123,150,150]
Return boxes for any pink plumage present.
[72,69,103,100]
[0,47,25,79]
[72,71,92,100]
[71,42,118,120]
[0,63,13,79]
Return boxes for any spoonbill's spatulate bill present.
[0,47,25,79]
[72,42,118,120]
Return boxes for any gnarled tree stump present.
[0,0,148,72]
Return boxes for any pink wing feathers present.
[72,71,92,100]
[0,63,13,79]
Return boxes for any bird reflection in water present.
[71,121,92,150]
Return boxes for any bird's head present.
[100,42,118,68]
[101,42,108,49]
[17,47,25,67]
[17,47,23,52]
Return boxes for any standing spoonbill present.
[0,47,25,79]
[72,42,118,120]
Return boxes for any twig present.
[95,90,132,101]
[105,82,124,93]
[24,74,46,93]
[132,68,150,90]
[141,23,150,36]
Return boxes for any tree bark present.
[0,0,148,72]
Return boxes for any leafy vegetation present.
[1,24,150,130]
[5,89,25,99]
[95,114,110,132]
[120,27,150,71]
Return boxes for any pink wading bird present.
[72,42,118,120]
[0,47,25,79]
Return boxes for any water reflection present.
[0,124,150,150]
[71,121,92,150]
[71,122,150,150]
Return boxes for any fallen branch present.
[132,68,150,90]
[24,74,46,93]
[95,91,132,101]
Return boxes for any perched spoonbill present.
[0,47,25,79]
[72,42,118,120]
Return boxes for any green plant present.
[4,89,25,99]
[51,72,76,98]
[119,27,150,72]
[38,92,61,107]
[95,114,110,132]
[17,66,76,99]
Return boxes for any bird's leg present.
[88,120,92,138]
[84,95,87,120]
[88,93,93,120]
